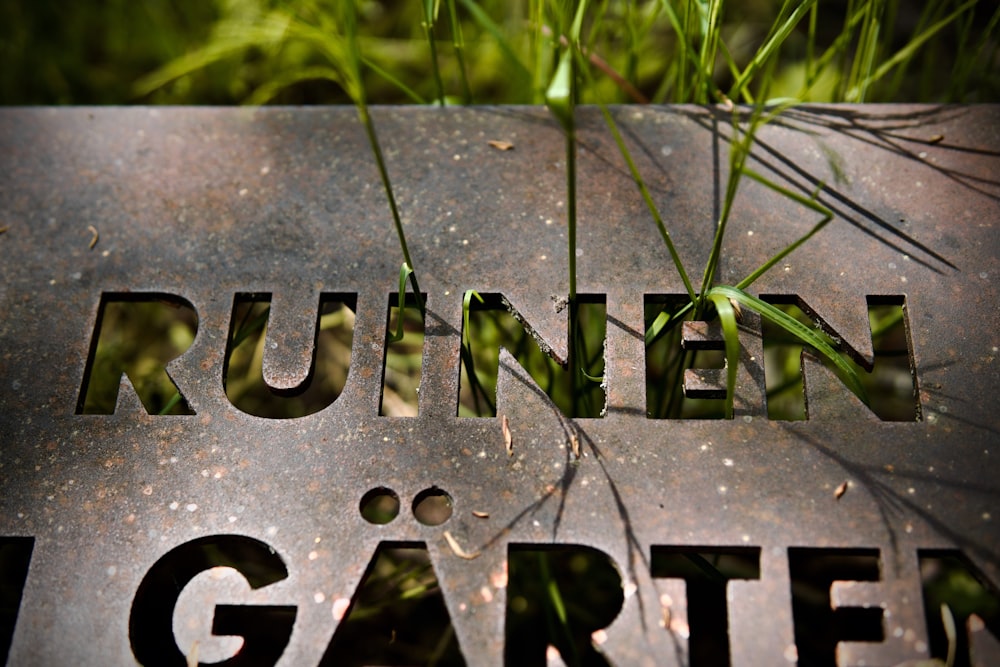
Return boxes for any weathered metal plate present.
[1,105,998,665]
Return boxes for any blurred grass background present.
[2,0,997,106]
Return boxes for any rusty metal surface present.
[0,105,998,665]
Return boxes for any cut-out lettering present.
[77,293,197,415]
[380,293,425,416]
[320,542,465,666]
[460,293,606,418]
[223,293,356,418]
[788,547,883,666]
[645,295,728,419]
[646,294,916,420]
[919,549,1000,667]
[0,537,34,665]
[74,290,924,422]
[650,546,761,666]
[762,296,918,421]
[129,535,296,667]
[505,544,623,666]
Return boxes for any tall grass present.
[128,0,997,107]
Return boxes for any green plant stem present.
[712,285,870,405]
[695,0,725,104]
[666,339,695,418]
[422,0,446,105]
[728,0,816,102]
[806,1,817,85]
[697,125,747,311]
[707,291,739,419]
[389,263,414,343]
[734,169,833,289]
[157,392,183,415]
[361,57,428,104]
[356,103,425,318]
[569,299,580,416]
[846,0,978,102]
[545,45,578,303]
[538,552,578,667]
[598,104,695,303]
[456,0,532,100]
[461,290,494,416]
[446,0,472,103]
[340,1,425,318]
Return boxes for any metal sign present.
[1,106,998,666]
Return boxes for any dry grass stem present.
[443,531,480,560]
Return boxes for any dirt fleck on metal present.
[502,414,513,456]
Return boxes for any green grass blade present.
[869,306,904,339]
[337,1,425,319]
[711,286,869,405]
[735,167,833,289]
[133,11,292,97]
[846,0,978,101]
[360,56,428,104]
[707,291,740,419]
[698,73,786,304]
[546,0,591,305]
[845,0,878,102]
[460,290,492,416]
[695,0,725,104]
[882,0,940,101]
[157,392,184,416]
[797,2,868,100]
[278,20,355,94]
[243,66,344,106]
[456,0,532,100]
[232,307,271,349]
[462,289,484,349]
[597,104,696,303]
[422,0,446,105]
[445,0,473,103]
[340,0,366,103]
[696,108,754,305]
[569,0,589,42]
[537,553,579,667]
[645,301,694,347]
[655,0,721,103]
[718,36,751,103]
[546,48,575,130]
[389,263,414,343]
[355,101,425,312]
[950,3,1000,101]
[546,47,577,303]
[729,0,816,101]
[806,1,818,84]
